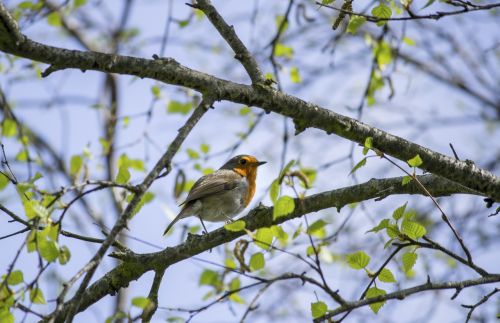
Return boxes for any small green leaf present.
[73,0,87,9]
[151,85,161,99]
[346,251,370,270]
[224,220,246,232]
[392,202,407,221]
[270,179,280,204]
[7,270,24,285]
[239,106,251,115]
[290,67,301,83]
[30,287,46,304]
[47,11,61,27]
[249,252,265,271]
[363,137,373,155]
[186,148,200,159]
[2,119,17,137]
[200,143,210,154]
[167,100,192,115]
[407,154,423,167]
[0,310,14,323]
[367,219,390,233]
[271,225,288,245]
[401,220,426,240]
[378,268,396,283]
[39,239,60,262]
[273,196,295,220]
[58,245,71,265]
[401,175,412,185]
[0,173,10,191]
[402,252,417,272]
[199,269,221,287]
[311,301,328,319]
[254,227,273,250]
[347,16,366,34]
[365,287,386,313]
[131,296,150,309]
[421,0,435,9]
[403,37,416,46]
[115,165,130,184]
[274,43,293,59]
[371,4,392,26]
[69,155,83,176]
[349,157,367,175]
[307,219,328,238]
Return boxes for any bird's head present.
[220,155,266,179]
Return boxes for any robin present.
[163,154,266,235]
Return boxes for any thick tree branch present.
[315,274,500,322]
[45,174,485,319]
[0,2,498,199]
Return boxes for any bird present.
[163,154,266,235]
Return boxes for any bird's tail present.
[163,208,188,235]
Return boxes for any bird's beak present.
[256,161,267,166]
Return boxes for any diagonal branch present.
[189,0,265,84]
[46,174,485,319]
[0,2,498,199]
[50,100,211,322]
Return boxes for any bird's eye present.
[239,158,247,165]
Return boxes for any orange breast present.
[233,167,257,207]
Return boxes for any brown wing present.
[180,170,242,206]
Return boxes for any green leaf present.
[200,143,210,154]
[367,219,390,233]
[58,245,71,265]
[290,67,301,83]
[239,106,251,116]
[402,252,417,272]
[129,191,155,217]
[346,251,370,270]
[167,100,192,115]
[271,225,288,245]
[73,0,87,9]
[307,219,328,238]
[30,287,46,304]
[39,239,60,262]
[365,287,386,313]
[279,160,296,179]
[254,227,273,250]
[274,43,293,59]
[421,0,435,9]
[186,148,200,159]
[392,202,407,221]
[115,165,130,184]
[270,179,280,204]
[374,41,392,69]
[403,37,416,46]
[69,155,83,176]
[47,11,61,27]
[131,296,150,309]
[386,224,400,239]
[311,301,328,319]
[0,310,14,323]
[401,220,426,240]
[249,252,265,271]
[7,270,24,285]
[2,119,17,137]
[347,16,366,34]
[371,4,392,26]
[321,0,334,4]
[273,196,295,220]
[349,157,367,175]
[151,85,161,99]
[224,220,246,232]
[401,175,412,185]
[199,269,221,288]
[407,154,423,167]
[378,268,396,283]
[0,173,10,191]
